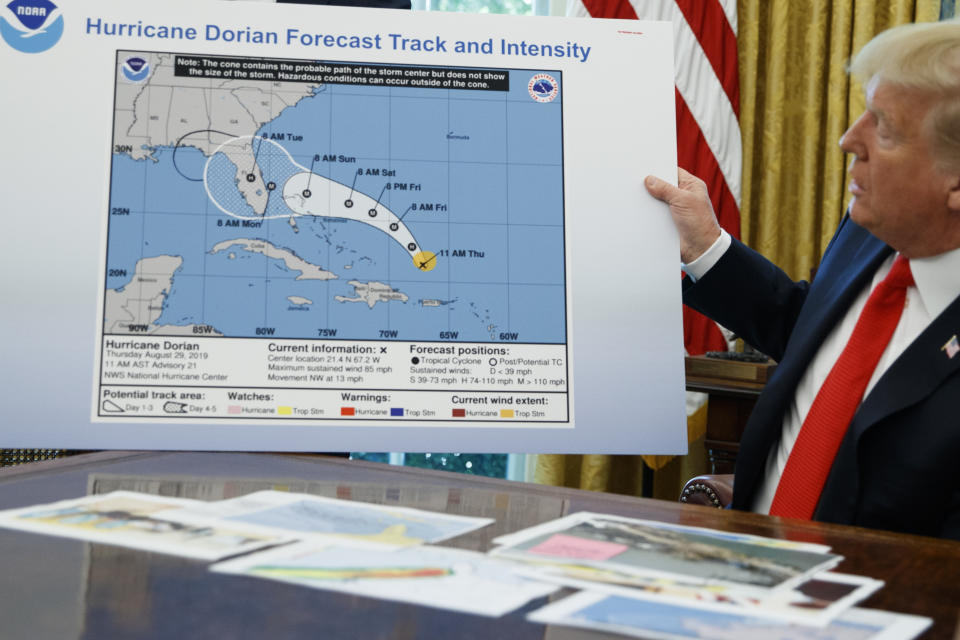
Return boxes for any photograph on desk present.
[158,489,494,547]
[511,565,883,627]
[527,590,932,640]
[494,514,834,553]
[210,540,558,617]
[490,512,841,592]
[85,473,569,545]
[0,491,292,561]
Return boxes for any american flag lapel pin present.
[942,335,960,359]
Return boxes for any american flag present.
[568,0,741,356]
[944,335,959,360]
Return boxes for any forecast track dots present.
[205,135,437,269]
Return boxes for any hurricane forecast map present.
[97,50,571,425]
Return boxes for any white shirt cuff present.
[682,230,731,282]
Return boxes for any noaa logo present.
[1,0,62,53]
[122,56,150,83]
[528,74,559,103]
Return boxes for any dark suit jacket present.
[683,215,960,539]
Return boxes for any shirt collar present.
[908,246,960,321]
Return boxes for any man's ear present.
[949,174,960,213]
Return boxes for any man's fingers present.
[646,171,707,205]
[677,168,706,192]
[645,169,721,263]
[645,175,680,203]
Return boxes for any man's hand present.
[645,168,722,264]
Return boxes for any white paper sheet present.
[527,591,931,640]
[514,566,883,626]
[211,540,558,617]
[162,489,493,546]
[1,0,687,455]
[493,512,833,553]
[491,511,841,592]
[0,491,291,561]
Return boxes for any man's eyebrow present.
[870,104,900,136]
[864,97,883,119]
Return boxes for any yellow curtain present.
[534,0,940,499]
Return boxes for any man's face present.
[839,77,956,257]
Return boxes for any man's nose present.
[839,112,868,157]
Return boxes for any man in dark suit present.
[646,19,960,539]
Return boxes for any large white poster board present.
[0,0,686,453]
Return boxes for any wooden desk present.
[686,355,775,473]
[1,452,958,639]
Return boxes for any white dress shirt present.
[684,230,960,514]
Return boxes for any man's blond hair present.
[850,19,960,171]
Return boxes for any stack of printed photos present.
[491,512,932,639]
[0,493,933,637]
[0,490,555,617]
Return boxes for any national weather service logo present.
[122,56,150,83]
[1,0,63,53]
[528,73,559,103]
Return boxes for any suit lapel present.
[853,296,960,434]
[790,226,891,358]
[768,222,889,401]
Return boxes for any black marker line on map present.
[246,134,265,182]
[369,182,389,218]
[265,179,277,213]
[345,169,360,208]
[303,154,318,198]
[172,129,237,182]
[390,204,413,231]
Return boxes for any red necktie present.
[769,255,914,519]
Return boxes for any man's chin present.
[848,200,870,227]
